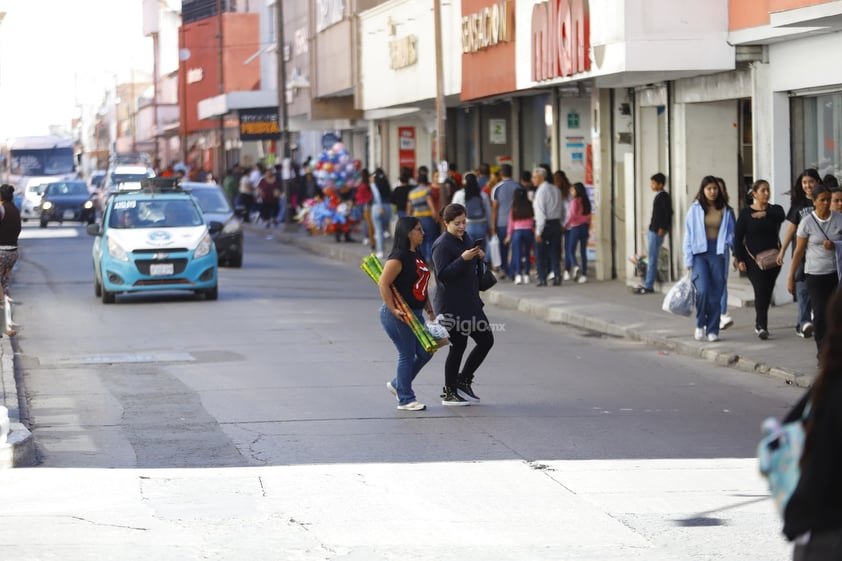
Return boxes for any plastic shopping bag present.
[662,273,694,316]
[488,234,502,268]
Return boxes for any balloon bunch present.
[313,142,362,190]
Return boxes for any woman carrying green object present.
[377,217,436,411]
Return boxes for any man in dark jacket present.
[635,172,673,294]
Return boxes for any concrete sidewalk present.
[256,223,819,389]
[1,332,35,468]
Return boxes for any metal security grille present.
[181,0,234,25]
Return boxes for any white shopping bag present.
[662,273,695,316]
[488,234,502,268]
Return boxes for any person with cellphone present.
[432,203,496,406]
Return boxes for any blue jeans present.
[418,216,437,262]
[565,223,589,276]
[721,247,730,315]
[643,230,665,290]
[691,240,726,336]
[509,228,534,276]
[379,304,432,405]
[371,203,392,255]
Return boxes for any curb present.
[255,225,812,389]
[0,335,35,468]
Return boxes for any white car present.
[20,178,51,221]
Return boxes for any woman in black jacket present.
[782,290,842,559]
[733,179,786,340]
[431,203,495,406]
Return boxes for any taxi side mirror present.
[86,223,102,236]
[208,221,223,235]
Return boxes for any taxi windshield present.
[109,199,204,229]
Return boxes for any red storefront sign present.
[531,0,590,82]
[398,127,416,173]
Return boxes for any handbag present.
[478,260,497,291]
[744,244,779,271]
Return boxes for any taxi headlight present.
[194,232,213,258]
[106,236,129,261]
[222,218,241,234]
[41,201,53,210]
[83,200,94,209]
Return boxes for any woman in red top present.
[257,168,281,226]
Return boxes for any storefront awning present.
[197,91,361,132]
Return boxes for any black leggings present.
[806,272,840,352]
[745,258,780,330]
[444,311,495,388]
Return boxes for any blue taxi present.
[87,181,219,303]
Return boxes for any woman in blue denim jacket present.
[683,176,735,342]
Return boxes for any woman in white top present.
[788,184,842,355]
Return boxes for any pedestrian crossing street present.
[19,224,82,240]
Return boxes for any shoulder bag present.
[744,243,779,270]
[477,259,497,291]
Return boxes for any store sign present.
[462,0,511,53]
[239,108,281,141]
[389,35,417,70]
[316,0,344,32]
[531,0,590,81]
[398,127,416,172]
[186,67,204,84]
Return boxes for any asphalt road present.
[0,223,803,560]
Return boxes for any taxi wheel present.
[101,287,115,304]
[94,277,102,297]
[204,285,218,301]
[39,218,48,228]
[228,254,242,268]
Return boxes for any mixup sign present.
[531,0,590,81]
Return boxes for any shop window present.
[791,93,842,186]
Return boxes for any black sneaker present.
[457,381,480,402]
[441,386,470,406]
[634,286,654,294]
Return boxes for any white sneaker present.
[572,266,580,279]
[375,251,384,259]
[514,274,523,285]
[577,275,587,284]
[707,333,720,342]
[720,314,734,330]
[386,381,398,401]
[397,401,426,411]
[523,275,529,285]
[694,327,705,341]
[362,238,370,245]
[563,271,571,281]
[547,272,555,281]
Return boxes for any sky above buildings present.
[0,0,153,137]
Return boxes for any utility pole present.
[433,0,446,176]
[152,30,161,168]
[276,0,293,226]
[217,0,225,180]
